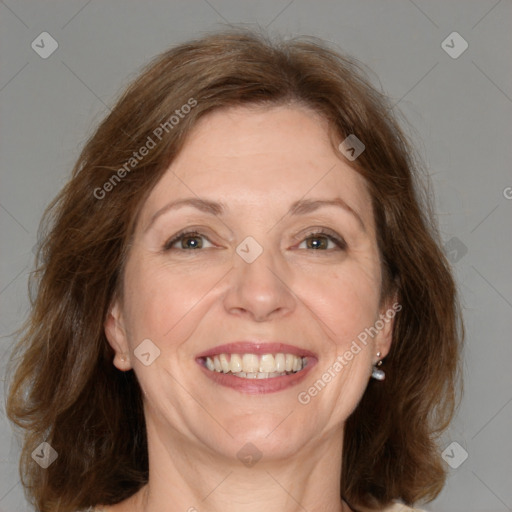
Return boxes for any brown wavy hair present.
[6,28,463,512]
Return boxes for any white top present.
[384,504,426,512]
[91,503,426,511]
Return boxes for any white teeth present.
[230,353,242,372]
[203,352,307,377]
[234,370,288,379]
[219,353,230,373]
[275,353,285,372]
[259,354,275,372]
[242,353,259,373]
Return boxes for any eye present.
[163,228,346,252]
[163,230,214,251]
[296,229,347,251]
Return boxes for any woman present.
[6,29,463,512]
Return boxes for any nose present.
[223,243,297,322]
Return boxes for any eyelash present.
[163,228,347,252]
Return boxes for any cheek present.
[121,253,220,346]
[296,256,382,348]
[304,263,380,416]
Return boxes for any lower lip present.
[196,358,317,394]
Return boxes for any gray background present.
[1,1,511,511]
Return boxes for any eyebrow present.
[145,196,365,233]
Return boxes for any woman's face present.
[106,105,394,463]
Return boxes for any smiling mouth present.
[200,353,308,379]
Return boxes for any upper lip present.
[196,341,317,359]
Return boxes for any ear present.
[104,299,132,371]
[374,294,401,362]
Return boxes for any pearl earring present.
[371,351,385,381]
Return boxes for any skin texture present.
[104,105,395,512]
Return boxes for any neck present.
[128,420,348,512]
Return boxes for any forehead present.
[139,105,373,227]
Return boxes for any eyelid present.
[292,226,341,240]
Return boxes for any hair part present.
[6,28,463,512]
